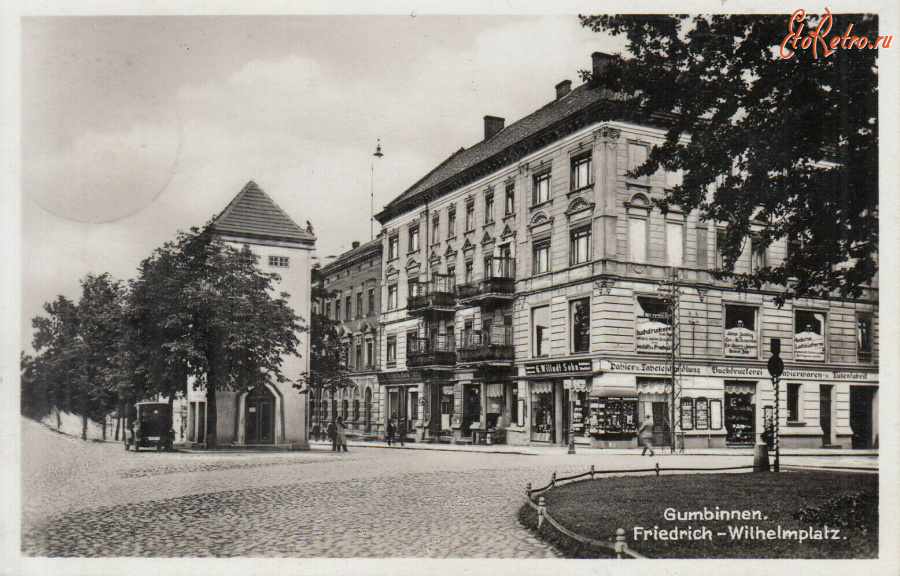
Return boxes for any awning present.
[636,378,671,395]
[531,382,553,394]
[486,383,504,398]
[725,382,757,395]
[589,386,639,398]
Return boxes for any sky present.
[21,15,626,350]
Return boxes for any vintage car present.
[125,401,174,452]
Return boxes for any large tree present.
[30,295,80,428]
[131,226,304,448]
[580,13,878,303]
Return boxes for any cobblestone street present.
[21,419,876,558]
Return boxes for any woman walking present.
[638,414,655,457]
[336,417,349,452]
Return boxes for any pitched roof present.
[319,238,383,275]
[212,180,315,245]
[377,83,615,221]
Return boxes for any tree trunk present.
[205,385,217,450]
[81,412,88,440]
[55,406,61,430]
[102,417,107,440]
[114,411,121,441]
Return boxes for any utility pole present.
[767,338,784,472]
[658,269,684,454]
[371,140,383,241]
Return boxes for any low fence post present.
[550,472,556,488]
[537,496,547,529]
[655,463,660,476]
[590,464,595,479]
[614,528,627,558]
[526,482,532,499]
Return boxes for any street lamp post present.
[568,395,576,454]
[767,338,784,473]
[371,140,383,241]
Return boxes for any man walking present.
[327,420,338,452]
[397,418,406,447]
[336,417,349,452]
[386,418,395,446]
[638,414,655,457]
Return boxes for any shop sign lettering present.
[525,359,592,375]
[636,319,672,353]
[724,326,758,357]
[794,330,825,361]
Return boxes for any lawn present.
[518,470,877,559]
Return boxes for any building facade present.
[374,53,879,449]
[183,180,315,449]
[313,239,383,437]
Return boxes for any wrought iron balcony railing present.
[457,326,514,363]
[407,334,456,367]
[457,257,515,303]
[408,274,457,314]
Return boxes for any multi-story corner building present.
[184,180,315,449]
[313,239,383,437]
[375,53,879,449]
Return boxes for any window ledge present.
[503,213,516,221]
[447,235,457,241]
[568,184,594,197]
[407,250,420,256]
[786,421,806,427]
[484,220,495,227]
[626,180,652,189]
[530,200,552,211]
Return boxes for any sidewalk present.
[329,438,878,458]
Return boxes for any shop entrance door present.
[461,385,481,437]
[725,392,756,446]
[246,387,275,444]
[850,386,875,449]
[651,401,671,447]
[819,385,833,445]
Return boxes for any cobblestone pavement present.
[20,419,876,558]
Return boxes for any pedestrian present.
[386,419,395,446]
[336,416,349,452]
[327,420,338,452]
[638,414,655,457]
[312,423,321,442]
[397,418,406,447]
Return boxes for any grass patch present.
[518,470,877,559]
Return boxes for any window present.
[325,302,331,319]
[627,142,648,181]
[628,218,647,263]
[570,298,590,353]
[409,225,420,253]
[353,399,360,421]
[368,287,376,315]
[431,214,440,244]
[532,238,550,274]
[407,277,418,300]
[464,260,474,284]
[666,222,684,267]
[787,384,801,422]
[465,199,475,231]
[532,305,550,357]
[715,228,726,269]
[637,297,671,354]
[268,255,290,268]
[505,183,515,215]
[342,400,349,420]
[510,388,520,426]
[794,310,825,361]
[724,305,758,357]
[388,234,400,260]
[570,226,591,265]
[386,336,397,364]
[665,169,684,190]
[355,344,362,370]
[366,340,374,369]
[447,205,456,237]
[335,299,341,321]
[571,153,592,190]
[532,171,551,205]
[857,313,873,362]
[447,265,455,280]
[484,191,494,224]
[786,234,802,260]
[356,292,363,318]
[751,238,767,272]
[387,284,398,310]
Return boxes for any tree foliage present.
[580,13,878,303]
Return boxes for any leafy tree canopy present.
[580,13,878,303]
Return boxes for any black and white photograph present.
[2,2,898,575]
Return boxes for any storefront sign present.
[724,326,758,357]
[794,330,825,361]
[525,359,592,376]
[563,378,590,392]
[695,398,709,430]
[377,371,419,385]
[605,361,703,376]
[636,318,672,353]
[602,360,875,382]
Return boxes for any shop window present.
[388,234,400,261]
[532,238,550,274]
[505,182,515,216]
[387,284,398,310]
[531,386,555,436]
[724,305,758,358]
[794,310,825,361]
[570,298,590,354]
[570,226,591,265]
[680,399,694,431]
[386,336,397,365]
[857,313,873,362]
[571,153,592,190]
[636,297,671,354]
[532,305,550,357]
[628,217,647,263]
[666,221,684,267]
[533,171,551,205]
[787,384,801,422]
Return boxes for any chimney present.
[592,51,616,81]
[352,241,360,249]
[483,116,505,141]
[555,80,572,100]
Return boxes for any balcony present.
[407,334,456,368]
[457,326,514,364]
[858,351,873,363]
[408,274,457,315]
[457,257,515,306]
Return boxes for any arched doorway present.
[246,385,276,444]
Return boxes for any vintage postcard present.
[2,1,898,575]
